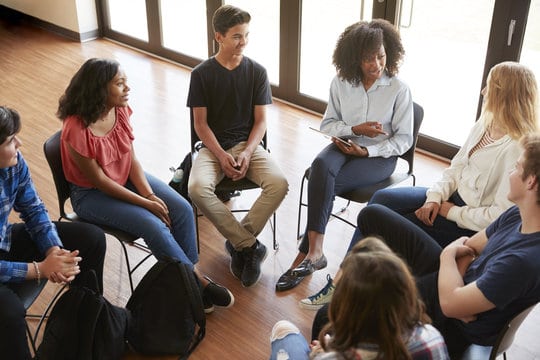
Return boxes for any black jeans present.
[0,222,106,360]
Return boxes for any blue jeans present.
[299,144,397,253]
[270,333,310,360]
[70,172,198,267]
[348,186,475,251]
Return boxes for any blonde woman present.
[362,61,538,247]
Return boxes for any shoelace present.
[309,275,334,301]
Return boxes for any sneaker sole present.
[204,305,215,314]
[298,300,327,310]
[241,246,268,288]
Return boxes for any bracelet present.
[144,192,155,199]
[32,261,41,285]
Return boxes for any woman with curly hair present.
[57,58,234,313]
[270,237,449,360]
[276,19,414,292]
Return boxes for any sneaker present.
[225,240,244,279]
[299,274,335,310]
[240,240,268,287]
[202,276,234,314]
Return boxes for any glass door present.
[398,0,496,148]
[520,0,540,77]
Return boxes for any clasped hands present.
[220,151,250,181]
[41,246,82,284]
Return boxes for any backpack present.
[169,152,192,204]
[36,270,130,360]
[126,259,205,358]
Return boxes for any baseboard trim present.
[0,5,99,42]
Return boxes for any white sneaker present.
[299,274,335,310]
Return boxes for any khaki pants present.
[188,142,288,249]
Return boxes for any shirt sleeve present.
[14,155,63,253]
[426,121,482,204]
[364,85,413,158]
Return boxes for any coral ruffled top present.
[61,106,134,188]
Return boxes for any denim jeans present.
[299,144,397,253]
[70,172,198,267]
[348,186,475,251]
[270,333,310,360]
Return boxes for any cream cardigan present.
[426,119,520,231]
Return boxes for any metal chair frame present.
[12,280,66,356]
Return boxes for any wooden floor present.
[1,18,538,360]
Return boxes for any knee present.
[357,204,387,228]
[265,175,289,199]
[188,179,213,204]
[310,156,331,176]
[369,188,394,206]
[270,320,300,342]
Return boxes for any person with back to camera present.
[348,133,540,357]
[276,19,414,292]
[269,237,449,360]
[300,61,539,309]
[362,61,539,247]
[57,58,233,314]
[187,5,289,288]
[0,106,106,360]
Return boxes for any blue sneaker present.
[299,274,335,310]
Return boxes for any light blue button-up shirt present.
[320,72,413,158]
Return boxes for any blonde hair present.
[482,61,538,139]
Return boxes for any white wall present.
[0,0,97,34]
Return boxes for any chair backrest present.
[490,303,537,358]
[43,130,71,220]
[400,102,424,175]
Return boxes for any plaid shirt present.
[315,324,449,360]
[0,152,62,282]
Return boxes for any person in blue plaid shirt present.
[0,106,106,360]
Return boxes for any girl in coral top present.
[57,58,233,313]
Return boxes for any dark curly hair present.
[333,19,405,87]
[0,106,21,144]
[57,58,120,126]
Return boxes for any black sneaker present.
[225,240,243,279]
[202,276,234,314]
[240,240,268,287]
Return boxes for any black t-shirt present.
[187,56,272,151]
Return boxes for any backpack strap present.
[178,262,205,359]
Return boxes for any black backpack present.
[169,152,192,204]
[126,259,205,359]
[36,270,130,360]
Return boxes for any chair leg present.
[118,240,135,293]
[297,173,308,240]
[272,211,278,250]
[194,205,200,253]
[26,283,67,354]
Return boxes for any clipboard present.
[309,127,352,147]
